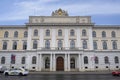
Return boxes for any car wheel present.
[19,73,23,76]
[5,73,9,76]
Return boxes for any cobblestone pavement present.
[0,73,120,80]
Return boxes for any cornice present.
[26,23,94,26]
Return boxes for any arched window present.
[104,56,109,64]
[93,41,97,50]
[12,41,17,50]
[111,31,116,37]
[1,57,5,64]
[23,41,27,50]
[4,31,9,38]
[34,29,38,36]
[24,31,28,38]
[11,54,16,64]
[14,31,18,38]
[21,57,25,64]
[45,40,50,49]
[84,56,88,64]
[70,29,75,36]
[58,40,62,48]
[46,29,50,36]
[70,57,75,69]
[94,56,99,64]
[33,40,37,49]
[112,41,117,50]
[82,29,86,36]
[102,31,106,37]
[83,40,87,49]
[45,57,50,68]
[58,29,62,36]
[92,31,96,37]
[114,56,119,64]
[3,42,7,50]
[32,56,36,64]
[70,40,75,49]
[103,41,107,50]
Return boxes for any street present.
[0,73,120,80]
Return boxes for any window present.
[3,42,7,50]
[23,41,27,50]
[34,29,38,36]
[58,40,63,48]
[33,40,37,49]
[32,56,36,64]
[46,29,50,36]
[112,41,117,50]
[92,31,96,37]
[58,29,62,36]
[70,40,75,49]
[1,57,5,64]
[103,41,107,50]
[45,57,50,68]
[70,29,75,36]
[82,29,86,36]
[93,41,97,50]
[21,57,25,64]
[83,40,87,49]
[45,40,50,49]
[14,31,18,38]
[70,58,75,69]
[84,56,88,64]
[102,31,106,37]
[111,31,116,37]
[114,56,119,64]
[94,56,99,64]
[4,31,9,38]
[11,54,16,64]
[12,41,17,50]
[104,56,109,64]
[24,31,28,38]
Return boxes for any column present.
[78,54,82,71]
[27,27,32,50]
[64,28,69,49]
[39,54,42,71]
[88,27,93,50]
[67,54,70,71]
[39,28,44,49]
[65,54,67,71]
[26,54,31,70]
[50,53,53,71]
[76,28,81,49]
[53,54,56,71]
[51,28,56,49]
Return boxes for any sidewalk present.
[29,71,112,74]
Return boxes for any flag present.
[11,54,16,64]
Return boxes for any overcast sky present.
[0,0,120,25]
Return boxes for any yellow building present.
[0,9,120,71]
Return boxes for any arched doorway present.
[56,57,64,71]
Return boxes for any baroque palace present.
[0,9,120,71]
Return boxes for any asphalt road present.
[0,73,120,80]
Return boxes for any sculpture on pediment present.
[52,8,68,16]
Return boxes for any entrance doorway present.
[56,57,64,71]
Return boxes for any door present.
[56,57,64,71]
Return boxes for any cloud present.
[0,0,120,22]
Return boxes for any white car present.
[4,68,29,76]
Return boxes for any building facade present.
[0,9,120,71]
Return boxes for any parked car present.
[112,70,120,76]
[0,66,7,73]
[3,67,29,76]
